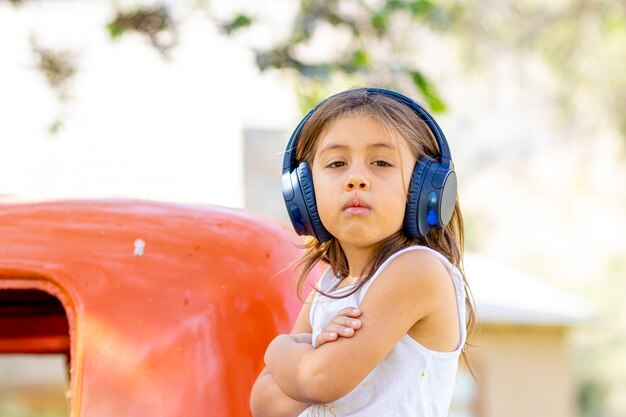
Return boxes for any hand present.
[315,307,362,348]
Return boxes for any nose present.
[344,172,370,191]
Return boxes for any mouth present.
[343,197,371,215]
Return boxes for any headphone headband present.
[282,87,452,175]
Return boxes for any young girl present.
[250,88,476,417]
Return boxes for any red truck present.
[0,198,319,416]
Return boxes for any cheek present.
[395,168,412,199]
[315,186,334,213]
[315,194,336,232]
[311,174,333,212]
[388,185,410,220]
[390,190,408,213]
[403,164,415,191]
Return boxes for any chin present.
[335,233,381,248]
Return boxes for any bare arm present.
[249,289,317,417]
[251,305,364,414]
[264,250,449,404]
[249,366,310,417]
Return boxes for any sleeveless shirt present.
[297,245,467,417]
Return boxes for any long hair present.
[288,88,478,378]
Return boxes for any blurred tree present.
[101,0,626,145]
[452,0,626,149]
[7,0,626,140]
[29,36,79,134]
[573,254,626,417]
[103,0,458,114]
[244,0,458,113]
[448,3,626,415]
[5,0,456,130]
[107,5,177,57]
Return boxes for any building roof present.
[464,254,597,326]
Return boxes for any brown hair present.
[289,88,478,377]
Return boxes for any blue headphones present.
[281,88,457,242]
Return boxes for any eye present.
[327,161,346,168]
[373,160,393,167]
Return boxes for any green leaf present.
[338,48,370,74]
[352,49,369,68]
[409,70,446,113]
[409,0,435,16]
[106,21,126,40]
[222,13,253,35]
[385,0,406,11]
[371,12,389,36]
[295,82,334,115]
[48,119,63,135]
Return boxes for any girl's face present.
[311,113,417,249]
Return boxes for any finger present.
[337,307,362,318]
[329,316,362,330]
[315,331,338,348]
[322,324,356,337]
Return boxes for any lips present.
[343,196,371,210]
[343,196,370,214]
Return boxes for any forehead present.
[315,114,410,155]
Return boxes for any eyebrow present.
[318,142,396,155]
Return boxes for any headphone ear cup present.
[404,158,430,238]
[296,162,332,242]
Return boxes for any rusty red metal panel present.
[0,198,320,417]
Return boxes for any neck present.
[339,241,377,278]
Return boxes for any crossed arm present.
[250,304,362,417]
[250,250,448,415]
[249,292,315,417]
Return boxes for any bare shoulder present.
[386,249,461,352]
[378,248,451,292]
[359,248,453,324]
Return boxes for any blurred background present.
[1,0,625,416]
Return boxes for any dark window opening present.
[0,289,70,416]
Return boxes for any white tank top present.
[297,245,467,417]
